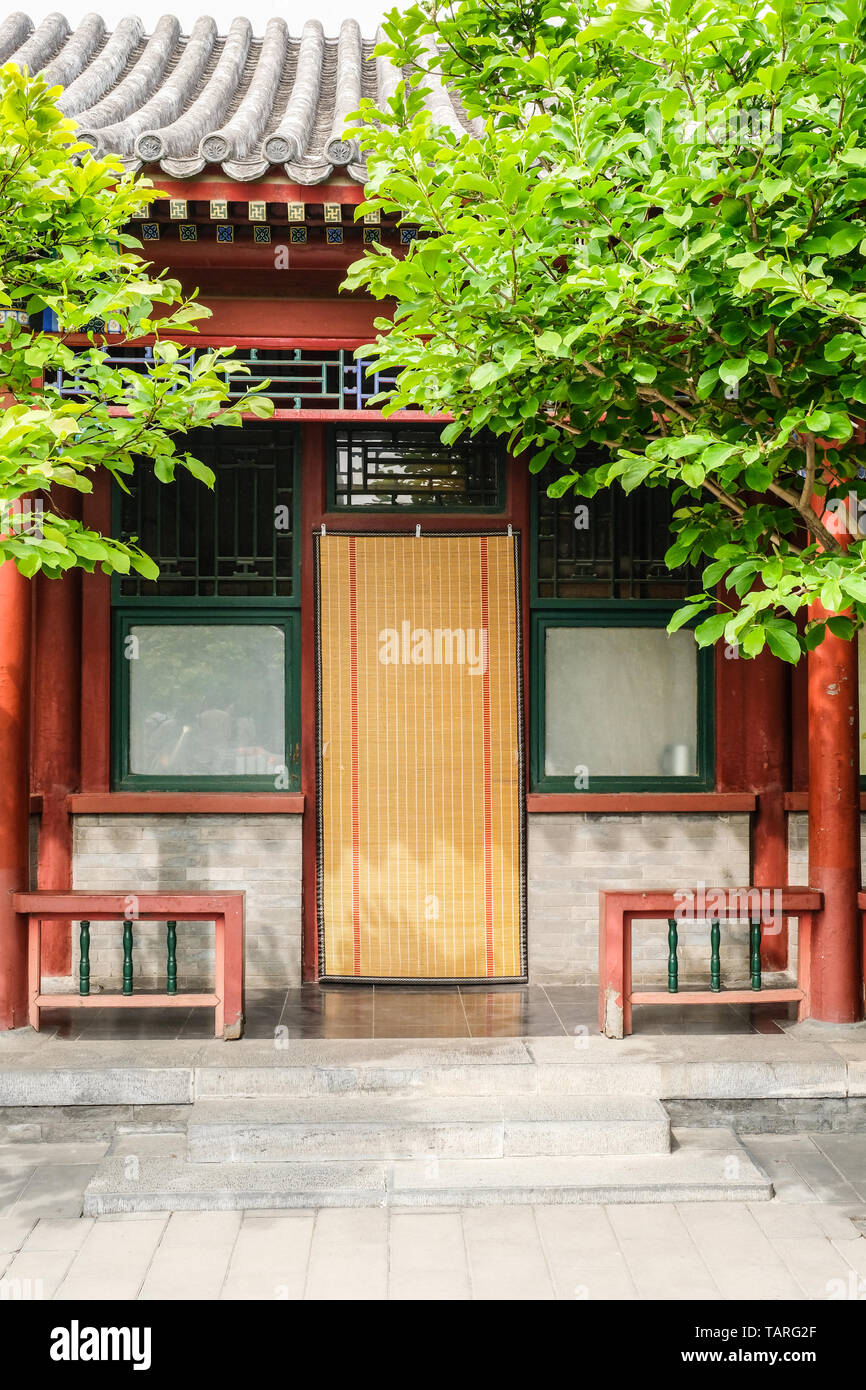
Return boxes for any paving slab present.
[305,1208,388,1300]
[462,1207,555,1300]
[1,1248,76,1299]
[388,1212,471,1301]
[22,1217,94,1252]
[676,1203,803,1298]
[222,1212,315,1301]
[54,1215,168,1299]
[533,1204,638,1300]
[0,1213,36,1253]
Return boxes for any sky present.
[6,3,398,36]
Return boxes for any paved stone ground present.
[1,1133,866,1299]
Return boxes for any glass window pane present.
[128,625,286,777]
[544,626,699,778]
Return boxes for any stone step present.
[0,1067,194,1107]
[83,1127,771,1212]
[185,1095,670,1161]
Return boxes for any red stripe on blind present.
[348,537,362,975]
[480,538,494,976]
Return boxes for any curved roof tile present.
[2,12,474,183]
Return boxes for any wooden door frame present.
[299,422,531,981]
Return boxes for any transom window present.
[534,462,695,600]
[117,425,296,600]
[330,426,504,510]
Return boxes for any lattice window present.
[48,346,399,412]
[331,427,504,509]
[534,461,696,600]
[116,425,296,599]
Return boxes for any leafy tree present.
[346,0,866,662]
[0,63,271,581]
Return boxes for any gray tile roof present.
[0,11,475,182]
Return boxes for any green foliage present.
[0,64,272,579]
[345,0,866,660]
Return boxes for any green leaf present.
[764,627,802,663]
[469,361,507,390]
[668,601,709,633]
[827,615,855,640]
[719,359,749,386]
[694,611,729,646]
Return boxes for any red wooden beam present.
[146,179,367,205]
[141,242,368,272]
[68,793,304,814]
[526,793,757,812]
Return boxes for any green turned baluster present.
[750,919,762,991]
[122,920,134,996]
[79,921,90,997]
[166,921,177,996]
[710,918,721,992]
[667,918,679,993]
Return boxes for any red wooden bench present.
[598,887,822,1038]
[13,891,245,1040]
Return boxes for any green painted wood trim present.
[79,920,90,997]
[750,919,762,991]
[710,918,721,993]
[667,918,678,994]
[111,607,301,792]
[122,920,133,996]
[166,920,177,995]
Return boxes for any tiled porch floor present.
[38,985,801,1041]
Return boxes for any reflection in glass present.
[128,625,286,777]
[545,626,698,778]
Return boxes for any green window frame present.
[530,467,715,793]
[327,424,506,512]
[110,424,301,791]
[111,609,301,792]
[530,608,715,793]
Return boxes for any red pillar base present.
[807,606,864,1023]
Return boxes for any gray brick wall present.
[527,813,752,986]
[71,815,303,990]
[67,810,757,991]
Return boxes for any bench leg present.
[27,916,41,1032]
[214,916,225,1039]
[797,911,812,1021]
[222,900,244,1040]
[599,897,627,1039]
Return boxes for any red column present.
[807,602,863,1021]
[32,563,81,974]
[716,640,790,969]
[0,560,31,1029]
[748,653,790,970]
